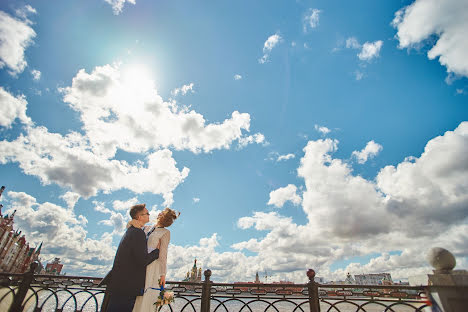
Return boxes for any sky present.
[0,0,467,283]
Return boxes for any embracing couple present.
[102,204,179,312]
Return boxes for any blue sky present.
[0,0,467,282]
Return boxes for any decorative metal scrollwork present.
[0,271,432,312]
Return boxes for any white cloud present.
[0,63,263,206]
[0,126,189,206]
[345,37,383,62]
[61,64,262,157]
[346,37,361,49]
[230,122,468,282]
[4,191,115,276]
[377,122,468,230]
[314,124,331,135]
[8,120,468,284]
[392,0,468,78]
[15,5,36,23]
[60,191,81,210]
[352,140,383,164]
[238,133,266,148]
[0,87,31,127]
[193,197,200,203]
[31,69,41,81]
[259,33,282,64]
[104,0,136,15]
[94,200,112,214]
[355,70,364,81]
[14,122,459,282]
[277,153,295,162]
[171,82,194,96]
[234,74,242,80]
[303,9,321,32]
[96,201,127,236]
[358,40,383,61]
[113,197,139,211]
[267,184,302,208]
[0,10,36,75]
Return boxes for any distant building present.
[354,273,393,285]
[45,258,64,275]
[183,259,202,282]
[234,272,303,293]
[344,272,355,284]
[0,199,42,273]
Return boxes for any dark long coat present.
[101,225,159,296]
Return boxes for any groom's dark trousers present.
[101,225,159,312]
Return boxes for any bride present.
[131,207,180,312]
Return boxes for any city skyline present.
[0,0,467,283]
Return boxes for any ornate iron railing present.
[0,263,105,312]
[0,263,433,312]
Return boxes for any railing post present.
[200,269,212,312]
[9,261,38,312]
[307,269,320,312]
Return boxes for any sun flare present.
[118,64,157,109]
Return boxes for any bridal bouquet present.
[154,280,175,311]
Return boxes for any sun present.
[118,64,157,107]
[121,64,154,90]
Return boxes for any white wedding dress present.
[133,226,170,312]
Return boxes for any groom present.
[103,204,159,312]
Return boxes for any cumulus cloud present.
[7,121,468,284]
[0,126,189,206]
[60,191,81,210]
[234,74,242,80]
[314,124,331,135]
[346,37,361,49]
[0,9,36,75]
[238,133,266,148]
[358,40,383,61]
[0,63,263,207]
[303,9,321,32]
[277,153,295,162]
[230,122,468,282]
[31,69,41,81]
[60,64,262,157]
[104,0,136,15]
[171,82,194,96]
[0,87,31,127]
[267,184,302,208]
[352,140,383,164]
[95,201,127,236]
[377,122,468,230]
[4,191,115,276]
[113,197,139,211]
[345,37,383,61]
[392,0,468,78]
[259,33,282,64]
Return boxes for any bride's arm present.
[158,230,171,286]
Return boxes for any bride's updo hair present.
[156,208,180,227]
